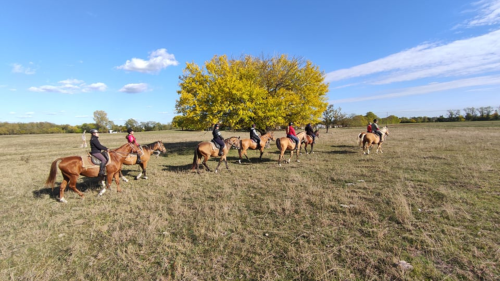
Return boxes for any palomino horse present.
[192,136,241,174]
[238,131,275,163]
[120,141,167,181]
[275,131,307,166]
[301,130,320,154]
[44,143,140,203]
[361,126,390,155]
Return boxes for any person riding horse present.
[89,129,109,177]
[372,119,383,142]
[287,122,300,152]
[305,123,316,144]
[250,124,261,149]
[212,124,225,156]
[126,128,143,164]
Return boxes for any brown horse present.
[238,131,275,163]
[361,126,389,155]
[120,141,167,181]
[301,130,320,154]
[44,143,140,203]
[275,131,307,166]
[192,136,241,174]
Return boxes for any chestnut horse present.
[275,131,307,166]
[192,136,241,174]
[301,130,320,154]
[361,126,389,155]
[120,141,167,181]
[238,131,275,163]
[44,143,140,203]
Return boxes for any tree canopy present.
[175,54,329,130]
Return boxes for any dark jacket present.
[250,127,260,140]
[212,127,223,140]
[90,135,108,154]
[305,124,314,135]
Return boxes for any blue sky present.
[1,0,499,125]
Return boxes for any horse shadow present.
[163,141,204,156]
[32,177,108,199]
[324,145,358,155]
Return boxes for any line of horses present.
[45,127,388,203]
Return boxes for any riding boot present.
[218,149,224,156]
[136,154,142,164]
[98,162,106,177]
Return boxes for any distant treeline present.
[0,122,173,135]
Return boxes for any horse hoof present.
[122,178,129,183]
[238,160,241,164]
[59,197,68,203]
[297,160,300,163]
[98,189,106,196]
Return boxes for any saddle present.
[82,152,111,168]
[210,139,221,150]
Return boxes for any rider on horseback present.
[305,123,316,144]
[287,122,300,152]
[250,124,261,149]
[212,124,225,156]
[372,119,383,142]
[126,128,143,164]
[89,129,110,177]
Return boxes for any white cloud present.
[465,0,500,27]
[330,75,500,103]
[29,79,107,94]
[84,83,107,92]
[116,49,179,74]
[324,29,500,85]
[119,83,148,93]
[11,63,36,75]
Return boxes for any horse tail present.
[44,158,62,189]
[357,133,363,146]
[276,138,281,150]
[191,146,199,170]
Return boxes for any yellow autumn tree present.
[175,54,328,130]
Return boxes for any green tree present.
[124,118,140,131]
[365,112,378,123]
[175,54,328,130]
[93,110,111,132]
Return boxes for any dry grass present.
[0,122,499,280]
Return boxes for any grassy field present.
[0,122,499,280]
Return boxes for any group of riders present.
[88,119,383,175]
[212,122,318,156]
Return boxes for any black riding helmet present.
[90,129,98,134]
[289,122,293,126]
[127,128,134,134]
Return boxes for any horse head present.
[156,141,167,153]
[314,130,320,139]
[382,126,389,136]
[267,131,275,141]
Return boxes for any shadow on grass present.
[33,177,105,200]
[163,141,203,156]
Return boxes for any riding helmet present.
[127,128,134,134]
[289,122,293,126]
[90,129,98,134]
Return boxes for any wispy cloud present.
[330,75,500,103]
[29,79,107,94]
[11,63,36,75]
[116,49,179,74]
[325,29,500,85]
[119,83,148,93]
[465,0,500,27]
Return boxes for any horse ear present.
[238,136,240,139]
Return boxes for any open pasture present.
[0,122,499,280]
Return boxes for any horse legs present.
[202,156,211,172]
[60,175,84,203]
[135,163,147,180]
[120,170,129,183]
[259,149,264,161]
[114,172,122,192]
